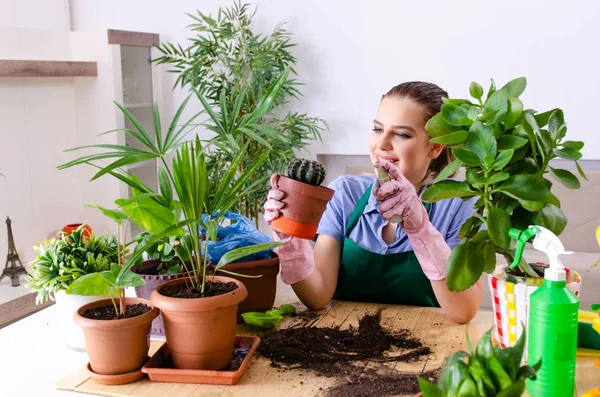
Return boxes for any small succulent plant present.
[287,158,326,186]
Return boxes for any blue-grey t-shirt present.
[316,175,475,254]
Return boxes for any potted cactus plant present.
[270,158,335,240]
[421,77,586,346]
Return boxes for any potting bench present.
[1,296,598,396]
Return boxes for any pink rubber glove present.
[373,160,450,281]
[263,174,315,285]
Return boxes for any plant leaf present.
[429,130,469,145]
[445,241,485,292]
[483,88,508,124]
[85,202,129,225]
[441,104,471,126]
[469,81,484,99]
[422,180,477,202]
[553,147,582,161]
[492,149,514,171]
[466,121,497,162]
[115,194,182,235]
[418,377,445,397]
[115,270,146,288]
[497,135,528,151]
[548,167,580,189]
[488,207,512,249]
[453,148,481,167]
[216,242,285,269]
[426,112,458,137]
[434,158,463,183]
[66,272,120,297]
[502,77,527,97]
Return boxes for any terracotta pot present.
[213,254,279,322]
[488,263,581,358]
[61,223,92,239]
[133,259,188,335]
[270,174,335,240]
[73,297,159,376]
[150,276,248,370]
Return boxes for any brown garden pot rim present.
[74,297,159,329]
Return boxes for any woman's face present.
[368,96,444,187]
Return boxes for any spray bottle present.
[374,166,403,223]
[509,225,579,397]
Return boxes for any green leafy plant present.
[419,328,540,397]
[422,77,586,291]
[25,224,119,304]
[154,1,327,224]
[132,232,187,275]
[58,97,284,297]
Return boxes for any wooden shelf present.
[0,60,97,77]
[108,29,160,47]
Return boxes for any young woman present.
[264,82,483,324]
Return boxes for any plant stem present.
[110,297,119,317]
[119,289,125,316]
[483,169,491,215]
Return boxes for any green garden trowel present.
[241,304,296,329]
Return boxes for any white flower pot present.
[54,290,108,351]
[488,264,581,359]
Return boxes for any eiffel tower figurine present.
[0,217,27,287]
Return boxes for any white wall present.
[0,0,70,31]
[69,0,600,159]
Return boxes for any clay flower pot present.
[270,174,335,240]
[133,259,188,335]
[61,223,92,239]
[150,276,248,370]
[212,254,280,322]
[73,297,159,376]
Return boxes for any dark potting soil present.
[82,303,151,320]
[159,280,238,299]
[257,311,434,396]
[328,368,439,397]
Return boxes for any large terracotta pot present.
[213,254,279,322]
[133,259,188,335]
[270,174,334,240]
[150,276,247,370]
[73,297,159,375]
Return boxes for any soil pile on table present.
[257,311,436,396]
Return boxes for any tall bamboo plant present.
[154,1,327,224]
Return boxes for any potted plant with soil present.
[66,204,160,384]
[270,158,335,240]
[59,88,286,371]
[25,224,119,351]
[422,77,586,345]
[418,328,540,396]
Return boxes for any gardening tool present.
[508,226,580,397]
[241,304,296,329]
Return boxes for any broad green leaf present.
[425,112,457,137]
[466,121,497,162]
[466,169,509,188]
[471,229,488,244]
[503,96,524,128]
[492,149,514,171]
[459,216,479,239]
[434,158,463,183]
[498,328,526,379]
[115,194,182,235]
[85,202,128,225]
[482,242,497,273]
[502,77,527,97]
[115,270,146,288]
[446,241,485,292]
[548,167,580,189]
[516,365,538,381]
[476,330,495,360]
[483,88,508,124]
[486,78,496,100]
[452,148,481,167]
[487,356,513,391]
[66,272,120,297]
[469,81,484,99]
[442,104,471,126]
[520,200,545,212]
[430,130,468,145]
[497,135,528,151]
[533,108,556,128]
[553,147,582,161]
[561,140,584,150]
[417,377,445,397]
[442,98,474,106]
[532,204,568,235]
[548,109,564,139]
[216,241,285,269]
[576,161,588,181]
[496,380,526,397]
[497,175,559,205]
[487,207,512,248]
[421,180,477,202]
[438,353,471,392]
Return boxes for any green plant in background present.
[154,1,327,224]
[419,328,540,396]
[132,232,187,275]
[422,77,586,292]
[26,224,119,304]
[59,98,284,296]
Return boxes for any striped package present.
[488,264,581,358]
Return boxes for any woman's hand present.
[372,160,425,232]
[263,174,315,285]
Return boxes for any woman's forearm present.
[431,278,484,324]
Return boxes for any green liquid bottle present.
[526,257,579,396]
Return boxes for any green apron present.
[333,185,440,307]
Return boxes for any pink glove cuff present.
[404,204,450,281]
[274,233,315,285]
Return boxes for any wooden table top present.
[56,297,600,397]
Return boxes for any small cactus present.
[286,158,326,186]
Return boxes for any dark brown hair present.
[383,81,456,182]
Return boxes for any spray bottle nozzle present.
[509,226,541,270]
